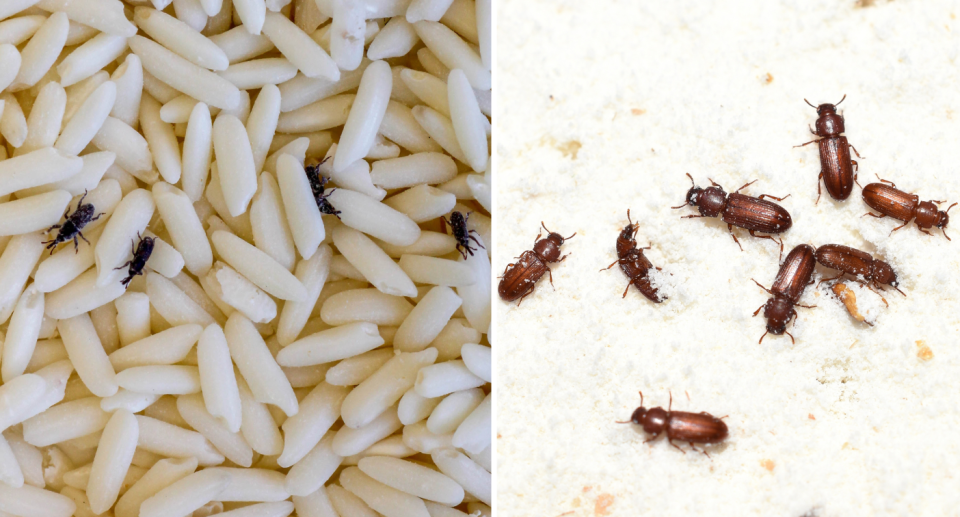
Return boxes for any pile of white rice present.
[0,1,491,516]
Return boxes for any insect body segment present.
[753,244,817,344]
[445,211,485,259]
[498,222,575,305]
[601,210,663,302]
[795,95,862,203]
[115,234,155,287]
[42,191,104,254]
[305,160,341,219]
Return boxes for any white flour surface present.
[495,1,960,516]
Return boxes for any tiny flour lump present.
[496,1,960,516]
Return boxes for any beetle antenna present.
[615,420,632,424]
[626,209,632,226]
[946,202,957,214]
[943,227,952,241]
[541,221,551,234]
[638,390,644,408]
[564,232,577,240]
[803,98,816,109]
[835,94,846,107]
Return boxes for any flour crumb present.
[594,493,615,516]
[761,459,776,472]
[916,340,934,361]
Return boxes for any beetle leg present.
[794,138,819,148]
[726,225,743,251]
[748,230,782,257]
[643,433,660,444]
[557,253,570,263]
[862,212,885,219]
[621,283,631,298]
[817,273,844,287]
[752,303,765,317]
[516,290,532,306]
[758,330,768,344]
[668,391,673,411]
[689,443,710,458]
[547,268,554,289]
[848,144,863,159]
[889,222,908,236]
[785,330,796,344]
[707,178,722,188]
[943,227,952,241]
[681,214,706,219]
[600,260,619,272]
[796,303,817,309]
[671,201,691,210]
[808,124,816,135]
[751,279,773,294]
[816,172,823,205]
[734,180,757,193]
[874,173,896,188]
[668,439,686,454]
[757,193,791,202]
[852,166,862,189]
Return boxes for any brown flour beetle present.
[815,244,902,298]
[862,176,955,240]
[795,95,863,203]
[498,223,575,305]
[600,210,663,302]
[617,391,728,456]
[752,244,817,344]
[673,174,792,257]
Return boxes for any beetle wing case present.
[815,244,872,278]
[819,137,855,201]
[862,183,918,221]
[666,411,728,443]
[498,250,548,301]
[772,244,816,303]
[722,193,793,234]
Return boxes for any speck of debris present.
[760,459,775,472]
[594,493,615,516]
[631,108,646,115]
[557,140,582,159]
[916,340,934,361]
[855,0,876,7]
[808,413,816,420]
[765,73,774,83]
[550,95,555,100]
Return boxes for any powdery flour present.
[495,1,960,515]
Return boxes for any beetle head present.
[937,203,955,229]
[764,297,794,335]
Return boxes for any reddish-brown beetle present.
[815,244,903,298]
[617,391,728,456]
[673,174,792,256]
[752,244,817,344]
[795,95,863,203]
[498,222,575,305]
[862,177,956,240]
[600,210,664,302]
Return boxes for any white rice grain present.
[276,154,325,259]
[333,225,417,298]
[56,80,116,156]
[115,457,198,517]
[134,7,229,71]
[276,245,331,345]
[94,188,154,286]
[340,348,437,429]
[338,466,430,517]
[368,17,419,60]
[177,393,253,467]
[114,292,151,347]
[17,81,65,155]
[213,113,258,216]
[397,388,442,426]
[141,94,183,184]
[138,468,230,517]
[447,68,487,171]
[413,21,489,90]
[225,312,299,416]
[10,12,68,91]
[358,456,463,506]
[333,60,391,172]
[181,101,213,201]
[115,365,201,395]
[236,374,284,455]
[0,483,77,517]
[92,117,155,181]
[57,32,127,87]
[262,11,338,80]
[86,410,138,513]
[197,323,243,433]
[108,324,202,371]
[58,314,119,398]
[379,100,444,154]
[21,396,110,447]
[278,322,384,367]
[430,448,489,505]
[135,414,225,466]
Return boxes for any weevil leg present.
[468,234,486,249]
[849,144,863,159]
[726,224,743,251]
[752,279,774,294]
[734,180,757,193]
[758,193,791,202]
[73,237,79,253]
[79,232,90,245]
[114,261,132,271]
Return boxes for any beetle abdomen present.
[862,183,918,221]
[666,411,728,443]
[819,137,854,200]
[498,251,547,301]
[815,244,872,278]
[722,193,792,234]
[771,244,816,302]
